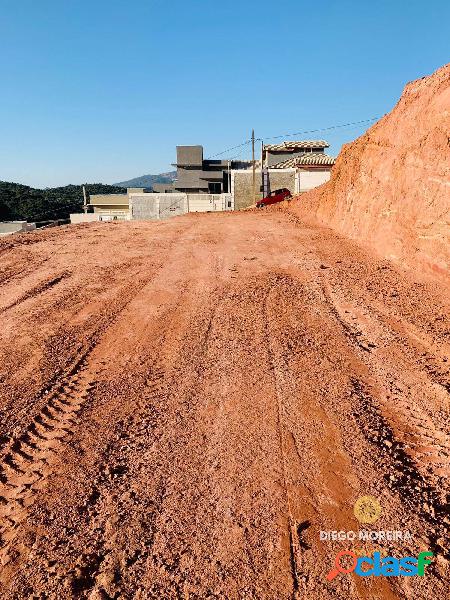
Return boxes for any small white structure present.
[70,213,100,224]
[0,221,36,237]
[70,212,133,224]
[294,169,332,193]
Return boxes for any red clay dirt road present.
[0,211,448,599]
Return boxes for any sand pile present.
[289,63,450,277]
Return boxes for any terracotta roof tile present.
[264,140,329,151]
[271,153,336,168]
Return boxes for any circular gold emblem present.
[353,495,382,524]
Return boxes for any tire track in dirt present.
[0,294,163,584]
[262,276,301,599]
[320,278,449,561]
[1,268,194,597]
[0,255,51,287]
[0,279,144,440]
[0,358,99,567]
[349,379,449,560]
[0,229,186,576]
[0,271,71,314]
[91,293,221,599]
[321,279,450,470]
[0,223,186,440]
[262,272,415,600]
[83,363,167,600]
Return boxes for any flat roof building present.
[173,146,238,194]
[87,188,149,221]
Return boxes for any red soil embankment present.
[289,63,450,278]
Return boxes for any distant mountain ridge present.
[114,171,176,189]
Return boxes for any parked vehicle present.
[256,188,292,207]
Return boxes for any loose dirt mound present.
[288,64,450,278]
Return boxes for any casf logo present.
[326,550,434,581]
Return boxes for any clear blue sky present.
[0,0,448,188]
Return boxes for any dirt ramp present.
[290,63,450,278]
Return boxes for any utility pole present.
[82,184,88,213]
[252,129,256,205]
[262,139,270,199]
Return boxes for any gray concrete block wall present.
[231,170,295,210]
[130,193,232,220]
[158,194,188,219]
[130,194,160,220]
[130,193,187,220]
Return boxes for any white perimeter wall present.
[0,221,36,235]
[70,213,100,224]
[187,194,233,213]
[130,193,233,220]
[296,170,331,193]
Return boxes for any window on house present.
[208,182,221,194]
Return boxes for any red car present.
[256,188,292,207]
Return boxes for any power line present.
[206,116,383,160]
[263,116,382,141]
[227,146,250,161]
[207,139,253,159]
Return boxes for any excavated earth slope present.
[289,63,450,278]
[0,214,448,599]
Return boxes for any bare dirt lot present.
[0,212,448,599]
